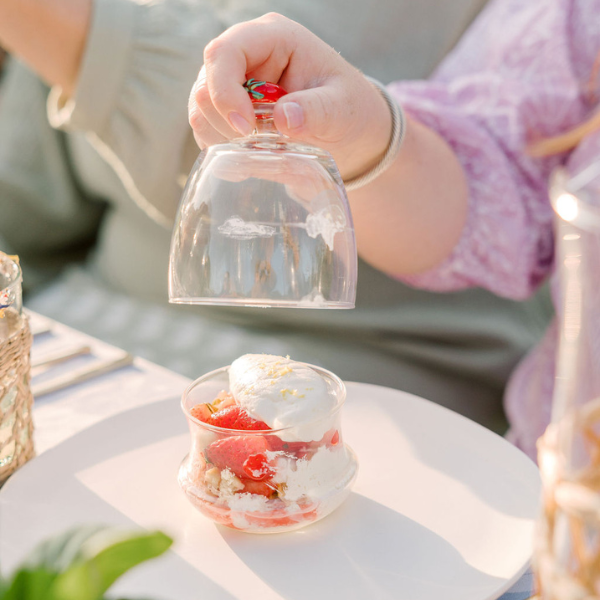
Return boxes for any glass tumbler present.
[169,81,357,308]
[0,252,34,485]
[178,363,358,533]
[535,164,600,598]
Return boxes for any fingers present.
[189,67,242,147]
[274,72,392,180]
[197,84,242,139]
[273,79,354,144]
[201,14,299,134]
[186,10,382,176]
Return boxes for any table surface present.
[0,310,535,600]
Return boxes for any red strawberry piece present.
[243,79,287,103]
[190,403,213,423]
[282,441,303,452]
[264,435,286,452]
[204,436,270,479]
[243,453,275,481]
[308,429,340,450]
[209,405,271,431]
[241,479,276,498]
[265,435,309,456]
[295,449,313,460]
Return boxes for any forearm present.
[0,0,91,95]
[348,115,469,277]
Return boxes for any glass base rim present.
[169,297,355,309]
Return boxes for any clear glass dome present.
[169,91,357,309]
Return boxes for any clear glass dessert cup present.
[0,252,23,343]
[178,364,358,533]
[0,253,22,313]
[169,83,358,309]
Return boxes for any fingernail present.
[282,102,304,130]
[229,112,253,136]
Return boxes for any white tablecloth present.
[28,311,191,453]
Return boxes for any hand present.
[188,13,392,181]
[190,12,468,279]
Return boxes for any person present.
[188,0,599,457]
[0,0,550,430]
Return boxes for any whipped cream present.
[270,446,356,502]
[228,354,336,441]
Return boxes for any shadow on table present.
[343,382,541,520]
[221,492,503,600]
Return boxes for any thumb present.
[273,83,352,146]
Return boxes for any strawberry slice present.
[265,429,340,458]
[265,435,309,455]
[243,453,275,481]
[321,429,340,447]
[264,435,286,452]
[204,436,270,479]
[210,405,270,431]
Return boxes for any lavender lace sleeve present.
[388,0,600,300]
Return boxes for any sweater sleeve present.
[47,0,223,227]
[389,0,599,300]
[0,59,105,290]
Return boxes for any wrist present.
[338,80,391,181]
[342,77,405,191]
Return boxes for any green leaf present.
[0,527,171,600]
[2,568,56,600]
[49,531,172,600]
[24,526,107,573]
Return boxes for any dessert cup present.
[178,363,358,533]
